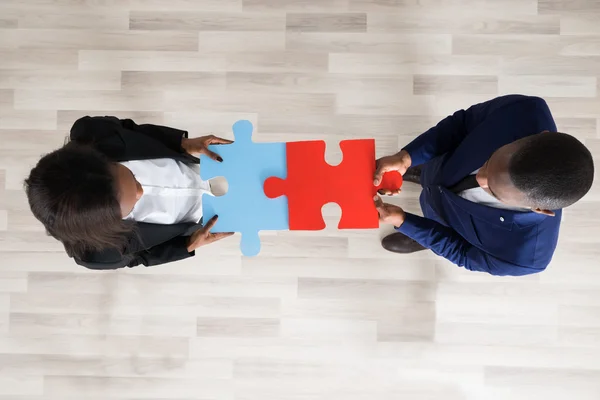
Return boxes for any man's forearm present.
[397,213,534,276]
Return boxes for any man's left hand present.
[374,195,406,227]
[181,135,233,161]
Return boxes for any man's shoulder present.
[488,94,550,115]
[509,210,562,273]
[464,207,561,274]
[480,95,556,135]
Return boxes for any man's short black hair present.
[509,132,594,210]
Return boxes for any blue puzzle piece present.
[200,120,288,256]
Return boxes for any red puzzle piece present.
[263,139,403,230]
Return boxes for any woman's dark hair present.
[509,132,594,210]
[24,142,133,258]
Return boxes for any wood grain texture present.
[0,1,599,399]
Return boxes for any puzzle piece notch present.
[263,139,402,231]
[200,120,288,256]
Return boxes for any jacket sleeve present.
[116,117,188,153]
[403,95,533,166]
[75,236,194,270]
[398,213,544,276]
[69,116,189,158]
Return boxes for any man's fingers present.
[374,195,393,221]
[373,195,385,209]
[379,188,401,196]
[373,166,386,186]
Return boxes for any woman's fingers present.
[207,136,234,145]
[210,232,235,242]
[203,148,223,162]
[204,215,219,231]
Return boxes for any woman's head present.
[24,143,141,258]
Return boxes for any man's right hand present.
[187,215,234,252]
[373,149,412,195]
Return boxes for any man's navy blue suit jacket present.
[398,95,562,276]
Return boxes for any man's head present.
[25,143,143,258]
[476,131,594,214]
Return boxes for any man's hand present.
[181,135,233,161]
[374,195,406,227]
[374,149,412,195]
[187,216,234,252]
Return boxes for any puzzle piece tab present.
[200,120,288,256]
[263,139,402,230]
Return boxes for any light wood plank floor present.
[1,1,600,399]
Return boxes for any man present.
[25,116,234,270]
[373,95,594,276]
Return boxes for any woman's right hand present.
[187,215,234,252]
[181,135,233,161]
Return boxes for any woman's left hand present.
[181,135,233,161]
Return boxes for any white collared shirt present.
[120,159,212,224]
[458,169,529,212]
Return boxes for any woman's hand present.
[374,195,406,228]
[187,216,234,252]
[374,149,412,195]
[181,135,233,161]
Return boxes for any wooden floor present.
[1,1,600,399]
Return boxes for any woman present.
[25,116,234,270]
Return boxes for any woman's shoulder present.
[70,116,122,143]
